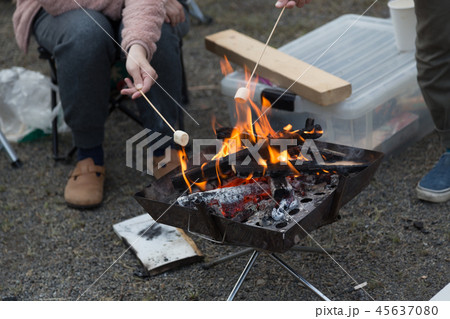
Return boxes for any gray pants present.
[415,0,450,149]
[32,7,189,149]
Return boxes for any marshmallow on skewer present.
[234,7,286,104]
[173,130,189,147]
[137,87,190,147]
[234,87,250,103]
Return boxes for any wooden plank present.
[205,29,352,106]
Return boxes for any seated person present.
[13,0,189,208]
[12,0,308,209]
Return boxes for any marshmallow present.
[234,87,250,103]
[173,130,189,147]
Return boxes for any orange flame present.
[220,56,234,76]
[178,55,320,193]
[286,160,300,176]
[211,115,218,136]
[178,148,191,193]
[244,172,254,181]
[210,61,305,182]
[262,96,271,108]
[195,180,208,191]
[178,149,210,192]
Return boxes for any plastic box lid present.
[221,14,419,120]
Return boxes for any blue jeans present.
[32,7,189,149]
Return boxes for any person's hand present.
[165,0,185,27]
[275,0,311,9]
[121,44,157,99]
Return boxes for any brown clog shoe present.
[64,158,105,209]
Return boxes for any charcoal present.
[215,127,233,139]
[231,209,255,223]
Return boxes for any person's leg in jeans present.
[135,8,189,156]
[415,0,450,202]
[33,8,117,208]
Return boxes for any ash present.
[272,198,299,221]
[177,173,339,229]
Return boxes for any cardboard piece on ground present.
[205,29,352,106]
[113,214,203,276]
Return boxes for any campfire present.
[135,58,383,253]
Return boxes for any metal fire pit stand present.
[202,246,331,301]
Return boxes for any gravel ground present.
[0,0,449,301]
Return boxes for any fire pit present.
[135,59,383,300]
[135,139,382,253]
[134,120,382,300]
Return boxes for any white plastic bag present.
[0,66,69,142]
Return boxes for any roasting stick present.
[234,6,286,103]
[137,88,189,147]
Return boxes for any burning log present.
[171,141,365,191]
[177,181,269,208]
[172,119,323,191]
[171,142,273,191]
[270,177,292,202]
[171,155,233,190]
[176,175,300,225]
[234,159,369,178]
[215,118,323,141]
[177,179,271,222]
[180,136,331,191]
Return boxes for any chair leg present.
[0,130,22,168]
[50,78,76,162]
[51,82,61,160]
[40,47,76,162]
[51,113,60,160]
[51,116,76,162]
[187,0,213,25]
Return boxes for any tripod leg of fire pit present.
[227,250,260,301]
[269,253,331,301]
[202,247,254,270]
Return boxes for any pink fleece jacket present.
[13,0,166,60]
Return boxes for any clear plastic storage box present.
[221,15,433,155]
